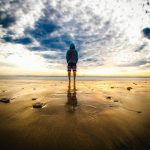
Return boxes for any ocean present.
[0,75,150,81]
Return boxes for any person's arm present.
[76,50,78,63]
[66,51,68,62]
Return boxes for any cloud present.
[29,46,47,51]
[135,43,147,52]
[2,36,32,45]
[0,62,16,67]
[0,0,150,75]
[118,59,150,67]
[26,19,60,40]
[129,60,149,67]
[0,11,16,28]
[0,0,45,36]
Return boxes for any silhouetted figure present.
[66,43,78,86]
[66,85,78,113]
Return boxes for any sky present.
[0,0,150,76]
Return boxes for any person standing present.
[66,43,78,87]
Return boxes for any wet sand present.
[0,78,150,150]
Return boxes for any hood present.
[70,43,75,50]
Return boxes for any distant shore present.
[0,75,150,81]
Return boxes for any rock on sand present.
[0,98,10,103]
[33,102,43,108]
[127,87,132,91]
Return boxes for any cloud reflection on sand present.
[0,78,150,150]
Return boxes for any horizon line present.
[0,75,150,78]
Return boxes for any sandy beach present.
[0,77,150,150]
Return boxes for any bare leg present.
[73,82,76,91]
[68,71,71,86]
[73,71,76,86]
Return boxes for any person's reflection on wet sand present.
[66,84,78,113]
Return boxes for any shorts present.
[67,63,77,71]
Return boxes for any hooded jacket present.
[66,44,78,64]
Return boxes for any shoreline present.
[0,76,150,81]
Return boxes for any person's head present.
[70,43,75,50]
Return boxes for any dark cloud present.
[41,53,64,60]
[25,12,74,51]
[0,11,16,28]
[14,37,32,45]
[2,36,12,42]
[25,15,60,40]
[42,54,57,59]
[142,28,150,39]
[25,11,73,51]
[135,43,147,52]
[131,60,149,66]
[29,46,47,51]
[118,60,149,67]
[81,57,104,66]
[85,58,98,62]
[86,58,96,62]
[40,33,73,51]
[2,36,32,45]
[40,39,66,50]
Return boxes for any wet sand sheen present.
[0,79,150,150]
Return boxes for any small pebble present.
[111,87,114,88]
[127,87,132,91]
[32,98,37,100]
[33,102,43,108]
[114,100,119,102]
[137,111,142,114]
[106,96,111,99]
